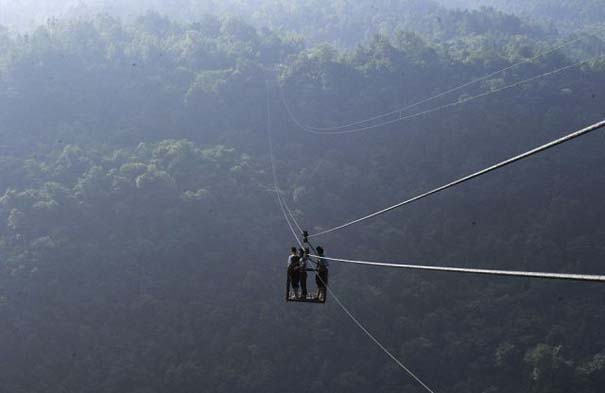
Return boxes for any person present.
[287,247,300,299]
[299,248,313,299]
[315,246,329,302]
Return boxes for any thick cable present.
[311,256,605,283]
[315,273,437,393]
[281,30,603,134]
[310,119,605,238]
[289,55,603,135]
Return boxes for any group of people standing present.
[287,246,329,301]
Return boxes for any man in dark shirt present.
[315,246,329,302]
[287,247,300,299]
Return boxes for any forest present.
[437,0,605,31]
[1,1,605,392]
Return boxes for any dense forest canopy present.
[0,2,604,393]
[437,0,605,32]
[5,0,604,33]
[0,0,564,44]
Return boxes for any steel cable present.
[309,119,605,238]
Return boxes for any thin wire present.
[279,205,437,392]
[277,190,303,247]
[267,80,304,247]
[282,196,304,234]
[268,104,436,392]
[311,255,605,283]
[266,80,305,235]
[288,54,604,135]
[301,36,588,130]
[310,119,605,238]
[281,30,603,133]
[315,273,437,393]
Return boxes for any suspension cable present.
[282,195,304,235]
[311,255,605,282]
[309,119,605,238]
[315,273,437,393]
[284,54,604,135]
[277,189,303,247]
[269,81,438,390]
[266,80,304,247]
[281,28,604,134]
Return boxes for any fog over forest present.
[4,0,604,41]
[1,1,604,393]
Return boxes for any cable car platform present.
[286,293,326,304]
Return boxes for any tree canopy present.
[0,4,604,393]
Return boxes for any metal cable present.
[287,55,604,135]
[268,89,437,391]
[282,195,304,235]
[277,190,303,247]
[310,119,605,238]
[267,80,304,247]
[315,273,437,393]
[266,79,305,236]
[281,30,604,134]
[311,255,605,282]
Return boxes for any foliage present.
[0,6,604,393]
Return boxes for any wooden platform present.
[286,293,326,304]
[286,273,328,304]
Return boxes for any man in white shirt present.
[287,247,300,298]
[299,248,314,299]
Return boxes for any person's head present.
[299,248,304,256]
[304,248,309,255]
[316,246,324,256]
[291,247,297,254]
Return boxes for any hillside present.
[1,0,555,45]
[437,0,605,32]
[0,6,604,393]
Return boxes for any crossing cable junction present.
[268,55,605,391]
[267,82,438,393]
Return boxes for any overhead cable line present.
[277,190,303,247]
[282,196,304,235]
[285,54,604,135]
[268,83,437,393]
[315,274,437,393]
[281,30,603,134]
[309,119,605,238]
[266,79,305,235]
[266,80,304,247]
[311,255,605,283]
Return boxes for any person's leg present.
[319,271,328,301]
[300,271,307,298]
[287,274,292,299]
[292,272,300,298]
